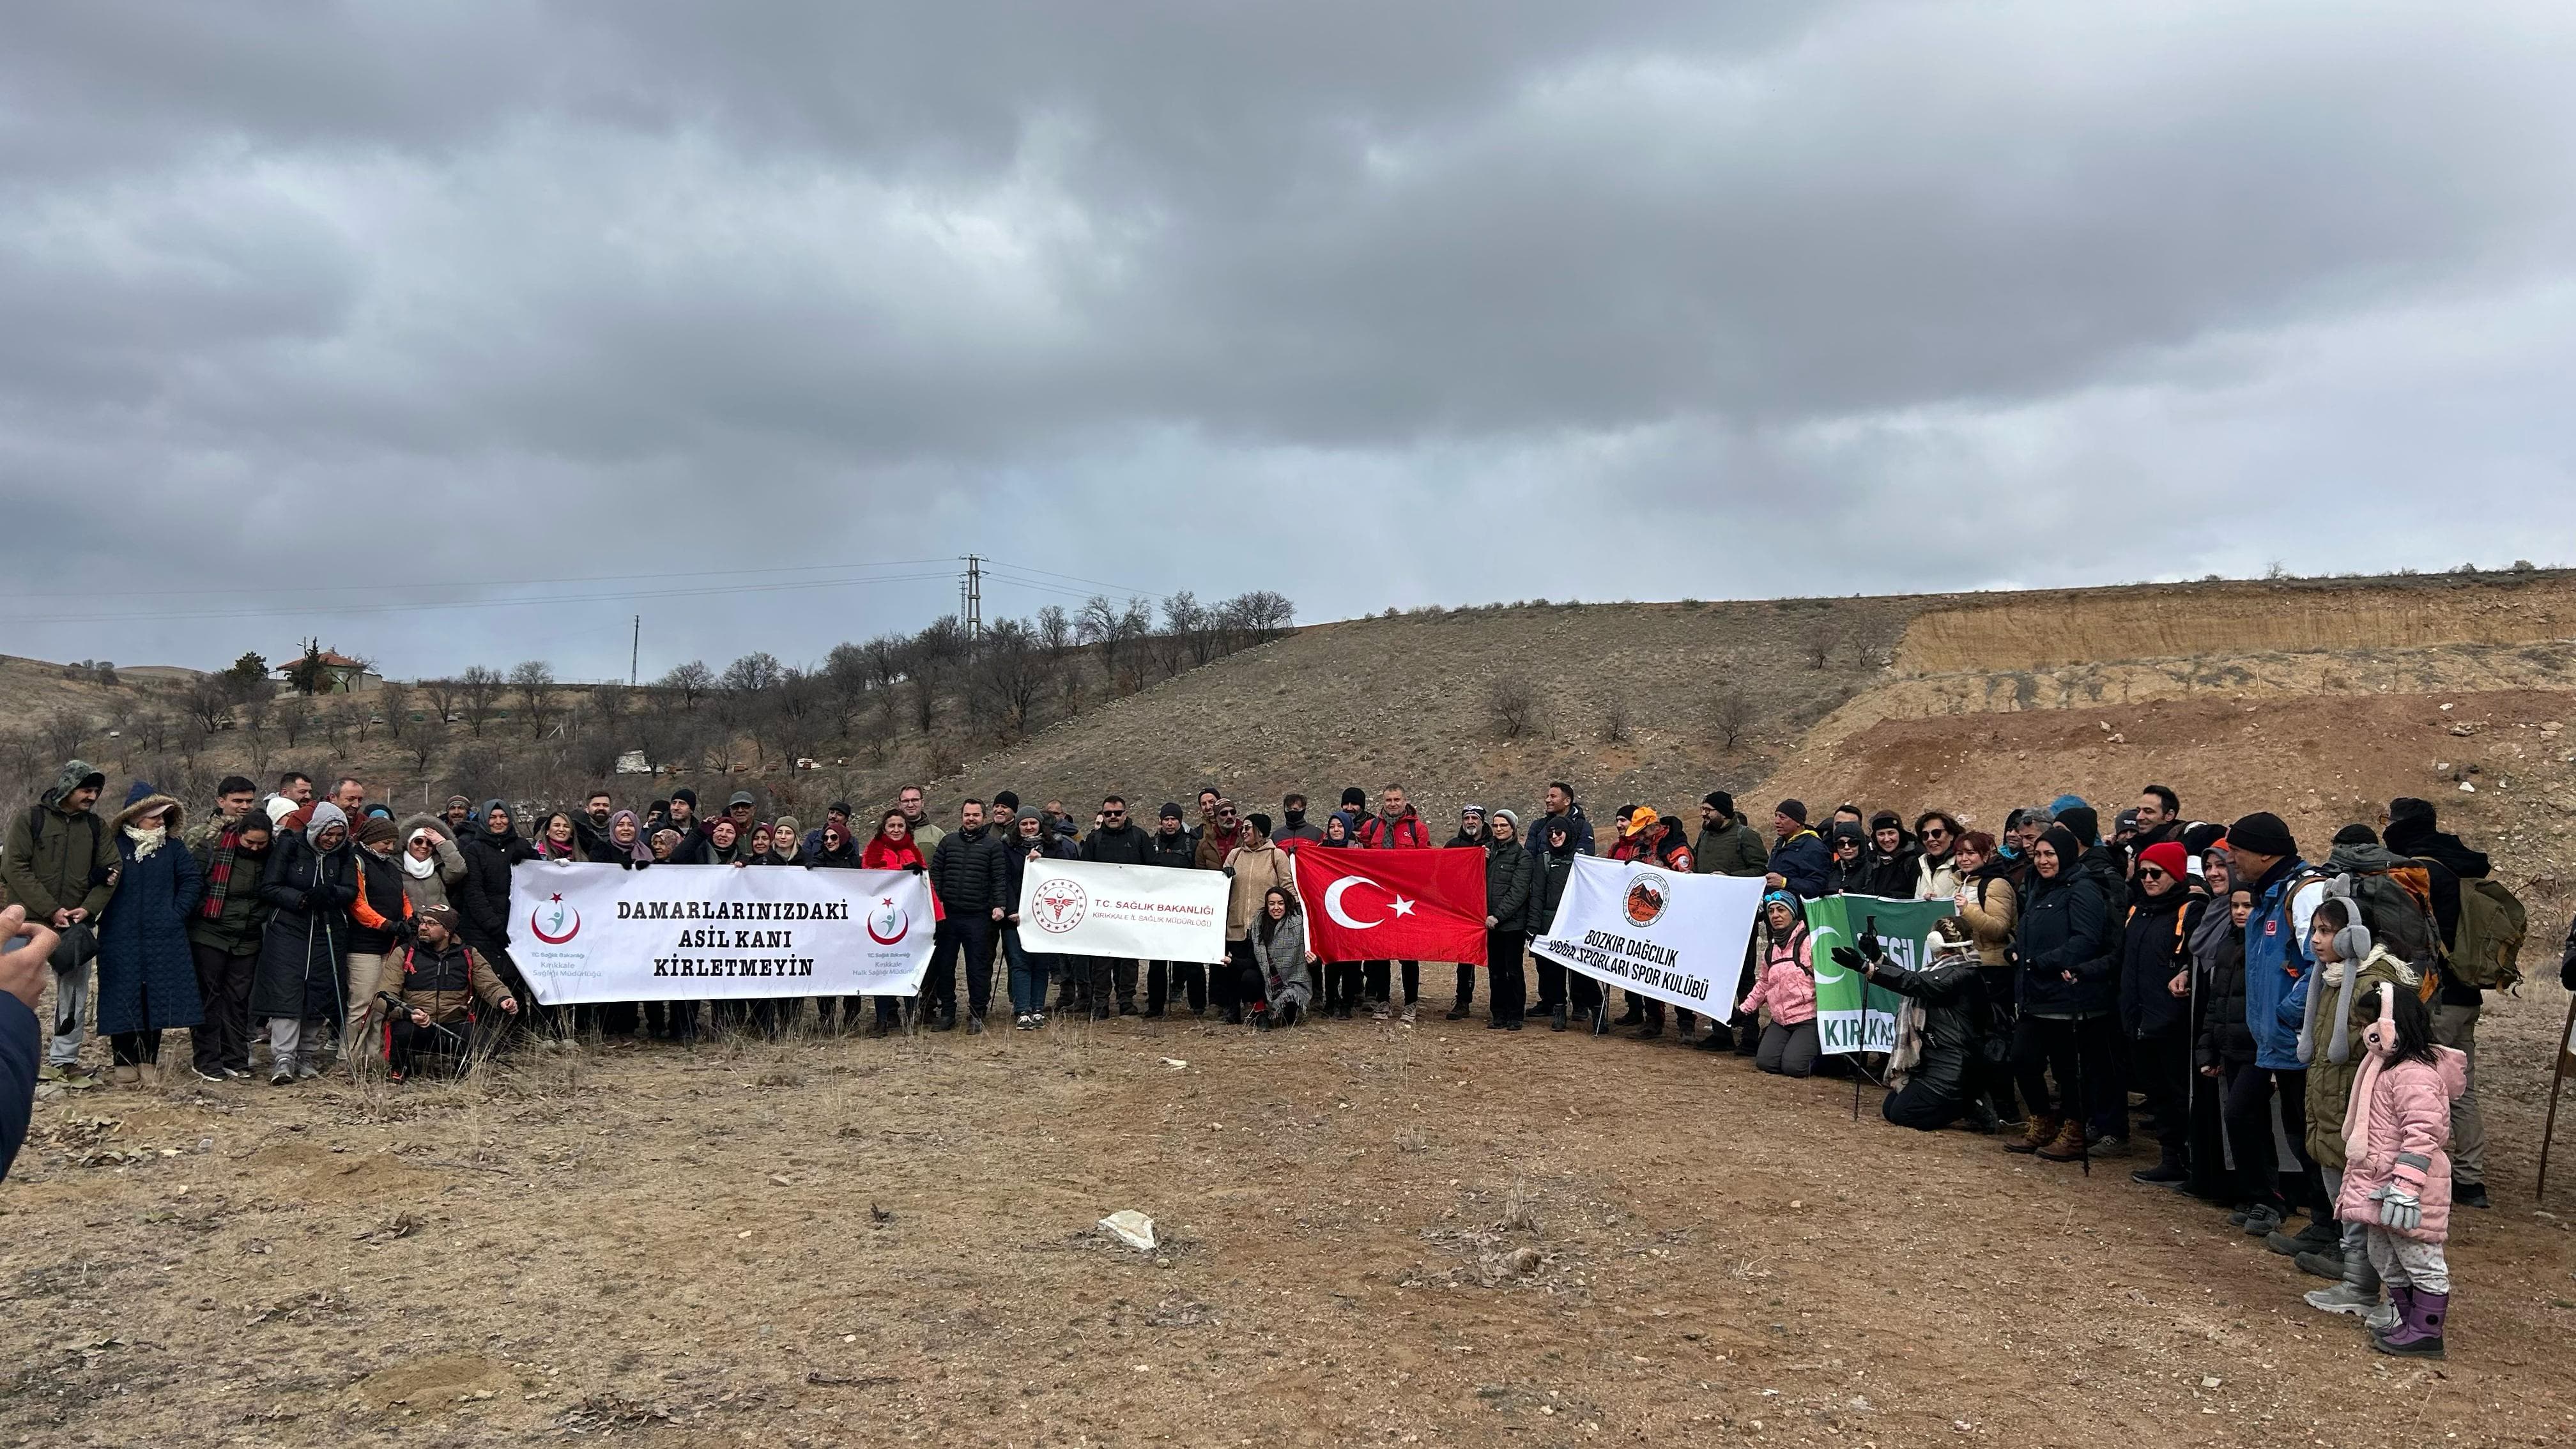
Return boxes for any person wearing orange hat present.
[1607,806,1699,1040]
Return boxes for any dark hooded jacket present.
[2194,921,2254,1070]
[1483,834,1532,931]
[1083,818,1153,866]
[249,804,357,1020]
[2,759,118,923]
[928,824,1008,917]
[1767,827,1832,900]
[457,800,537,956]
[187,818,273,958]
[97,785,204,1036]
[2383,808,2490,1006]
[1141,822,1196,871]
[1857,944,1986,1101]
[2013,826,2115,1017]
[2116,885,2200,1039]
[1528,826,1579,938]
[1857,816,1922,899]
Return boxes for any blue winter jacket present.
[1767,830,1833,900]
[2242,857,2313,1071]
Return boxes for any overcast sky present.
[5,2,2572,680]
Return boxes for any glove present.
[905,863,925,875]
[1855,922,1883,963]
[1830,946,1866,974]
[2375,1186,2422,1232]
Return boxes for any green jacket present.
[1694,819,1770,878]
[1,759,118,921]
[2303,947,2419,1169]
[186,831,273,957]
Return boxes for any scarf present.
[199,824,245,918]
[402,834,438,880]
[125,824,167,859]
[609,809,652,864]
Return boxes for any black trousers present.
[1567,967,1603,1017]
[389,1015,487,1077]
[1365,960,1420,1005]
[2222,1062,2323,1212]
[1214,940,1254,1018]
[2011,1014,2120,1127]
[111,1029,164,1067]
[1452,962,1476,1007]
[189,941,256,1073]
[1323,962,1363,1009]
[1487,930,1526,1023]
[1149,961,1206,1013]
[1094,957,1138,1009]
[1532,953,1565,1013]
[1883,1082,1967,1130]
[2130,1029,2191,1151]
[926,916,995,1019]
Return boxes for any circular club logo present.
[1030,876,1089,935]
[1623,871,1671,928]
[866,896,912,946]
[529,893,581,945]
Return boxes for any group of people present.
[8,758,2574,1362]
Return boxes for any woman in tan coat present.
[1949,829,2021,1121]
[1220,814,1298,1026]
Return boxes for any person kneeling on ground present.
[1246,886,1314,1030]
[1834,915,1999,1131]
[378,905,517,1081]
[1739,892,1819,1077]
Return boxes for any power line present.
[4,570,960,627]
[984,557,1162,598]
[0,555,954,602]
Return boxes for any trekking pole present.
[2541,992,2576,1203]
[2071,1015,2091,1179]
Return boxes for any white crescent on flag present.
[1322,874,1385,929]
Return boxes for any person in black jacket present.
[2004,825,2115,1163]
[2,905,62,1183]
[1444,806,1491,1020]
[1527,818,1597,1032]
[249,802,358,1082]
[1857,811,1921,899]
[1483,811,1534,1029]
[1135,803,1201,1018]
[1002,815,1082,1027]
[2196,887,2269,1212]
[2119,841,2204,1185]
[456,800,545,1039]
[1080,794,1155,1017]
[1836,916,1993,1131]
[2384,797,2496,1208]
[924,801,1006,1032]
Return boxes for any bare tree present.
[1598,701,1631,745]
[1036,605,1074,657]
[721,652,785,695]
[1487,678,1539,740]
[761,666,827,767]
[406,730,440,784]
[378,679,411,740]
[1710,694,1756,751]
[420,677,459,728]
[967,619,1046,740]
[181,675,234,733]
[176,717,209,771]
[1800,617,1839,670]
[907,618,968,735]
[457,665,504,736]
[658,660,715,712]
[277,695,312,747]
[38,709,89,762]
[509,660,558,739]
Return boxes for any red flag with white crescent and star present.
[1293,847,1489,965]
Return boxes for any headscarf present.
[477,799,514,838]
[306,800,350,848]
[609,809,652,863]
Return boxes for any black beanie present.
[1160,802,1185,822]
[2227,811,2297,858]
[1340,786,1368,809]
[671,788,697,809]
[1246,812,1273,838]
[993,790,1020,811]
[1705,791,1734,816]
[1869,809,1901,832]
[2181,821,2227,855]
[2388,797,2436,829]
[2332,823,2380,846]
[2055,806,2101,848]
[1775,799,1807,825]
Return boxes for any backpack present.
[2295,866,2442,1004]
[2448,877,2529,990]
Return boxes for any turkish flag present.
[1294,848,1489,965]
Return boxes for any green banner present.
[1804,893,1954,1055]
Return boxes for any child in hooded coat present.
[1739,892,1819,1077]
[2335,982,2466,1360]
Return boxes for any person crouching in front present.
[377,904,518,1081]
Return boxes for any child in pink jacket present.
[1739,892,1818,1078]
[2337,981,2467,1360]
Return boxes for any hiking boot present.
[2453,1180,2490,1210]
[1616,1004,1644,1027]
[1446,1002,1471,1021]
[1090,1004,1112,1021]
[270,1066,296,1086]
[1485,1016,1507,1030]
[2268,1217,2338,1257]
[1505,1019,1522,1031]
[2364,1296,2402,1335]
[2297,1246,2351,1279]
[1118,1001,1140,1016]
[1632,1020,1663,1041]
[111,1064,141,1087]
[1372,1002,1391,1021]
[964,1015,985,1036]
[2034,1121,2089,1161]
[2304,1280,2381,1317]
[2130,1146,2189,1186]
[1969,1100,2005,1135]
[2371,1289,2446,1360]
[1693,1031,1729,1052]
[933,1009,958,1032]
[2237,1203,2285,1238]
[1551,1005,1568,1032]
[2005,1114,2064,1155]
[1141,1006,1165,1020]
[1399,1004,1416,1025]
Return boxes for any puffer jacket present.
[248,822,356,1021]
[1483,837,1531,930]
[2013,829,2115,1017]
[2336,1043,2467,1243]
[1739,930,1816,1025]
[1082,820,1153,866]
[928,825,1008,917]
[456,804,537,955]
[347,847,416,956]
[2194,925,2254,1071]
[187,826,273,958]
[1915,850,1964,902]
[1142,825,1195,871]
[1222,838,1298,941]
[396,815,468,916]
[1957,870,2018,967]
[1767,829,1831,899]
[1862,950,1986,1100]
[2116,889,2199,1040]
[1528,842,1577,938]
[2290,945,2423,1169]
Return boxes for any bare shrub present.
[1487,678,1538,740]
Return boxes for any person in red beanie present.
[2120,839,2209,1184]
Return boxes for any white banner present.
[1015,857,1230,965]
[1529,857,1763,1020]
[509,862,937,1004]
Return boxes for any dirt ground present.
[5,977,2573,1448]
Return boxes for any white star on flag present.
[1390,896,1417,917]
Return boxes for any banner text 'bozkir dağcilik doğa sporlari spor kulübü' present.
[507,862,937,1004]
[1530,857,1762,1018]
